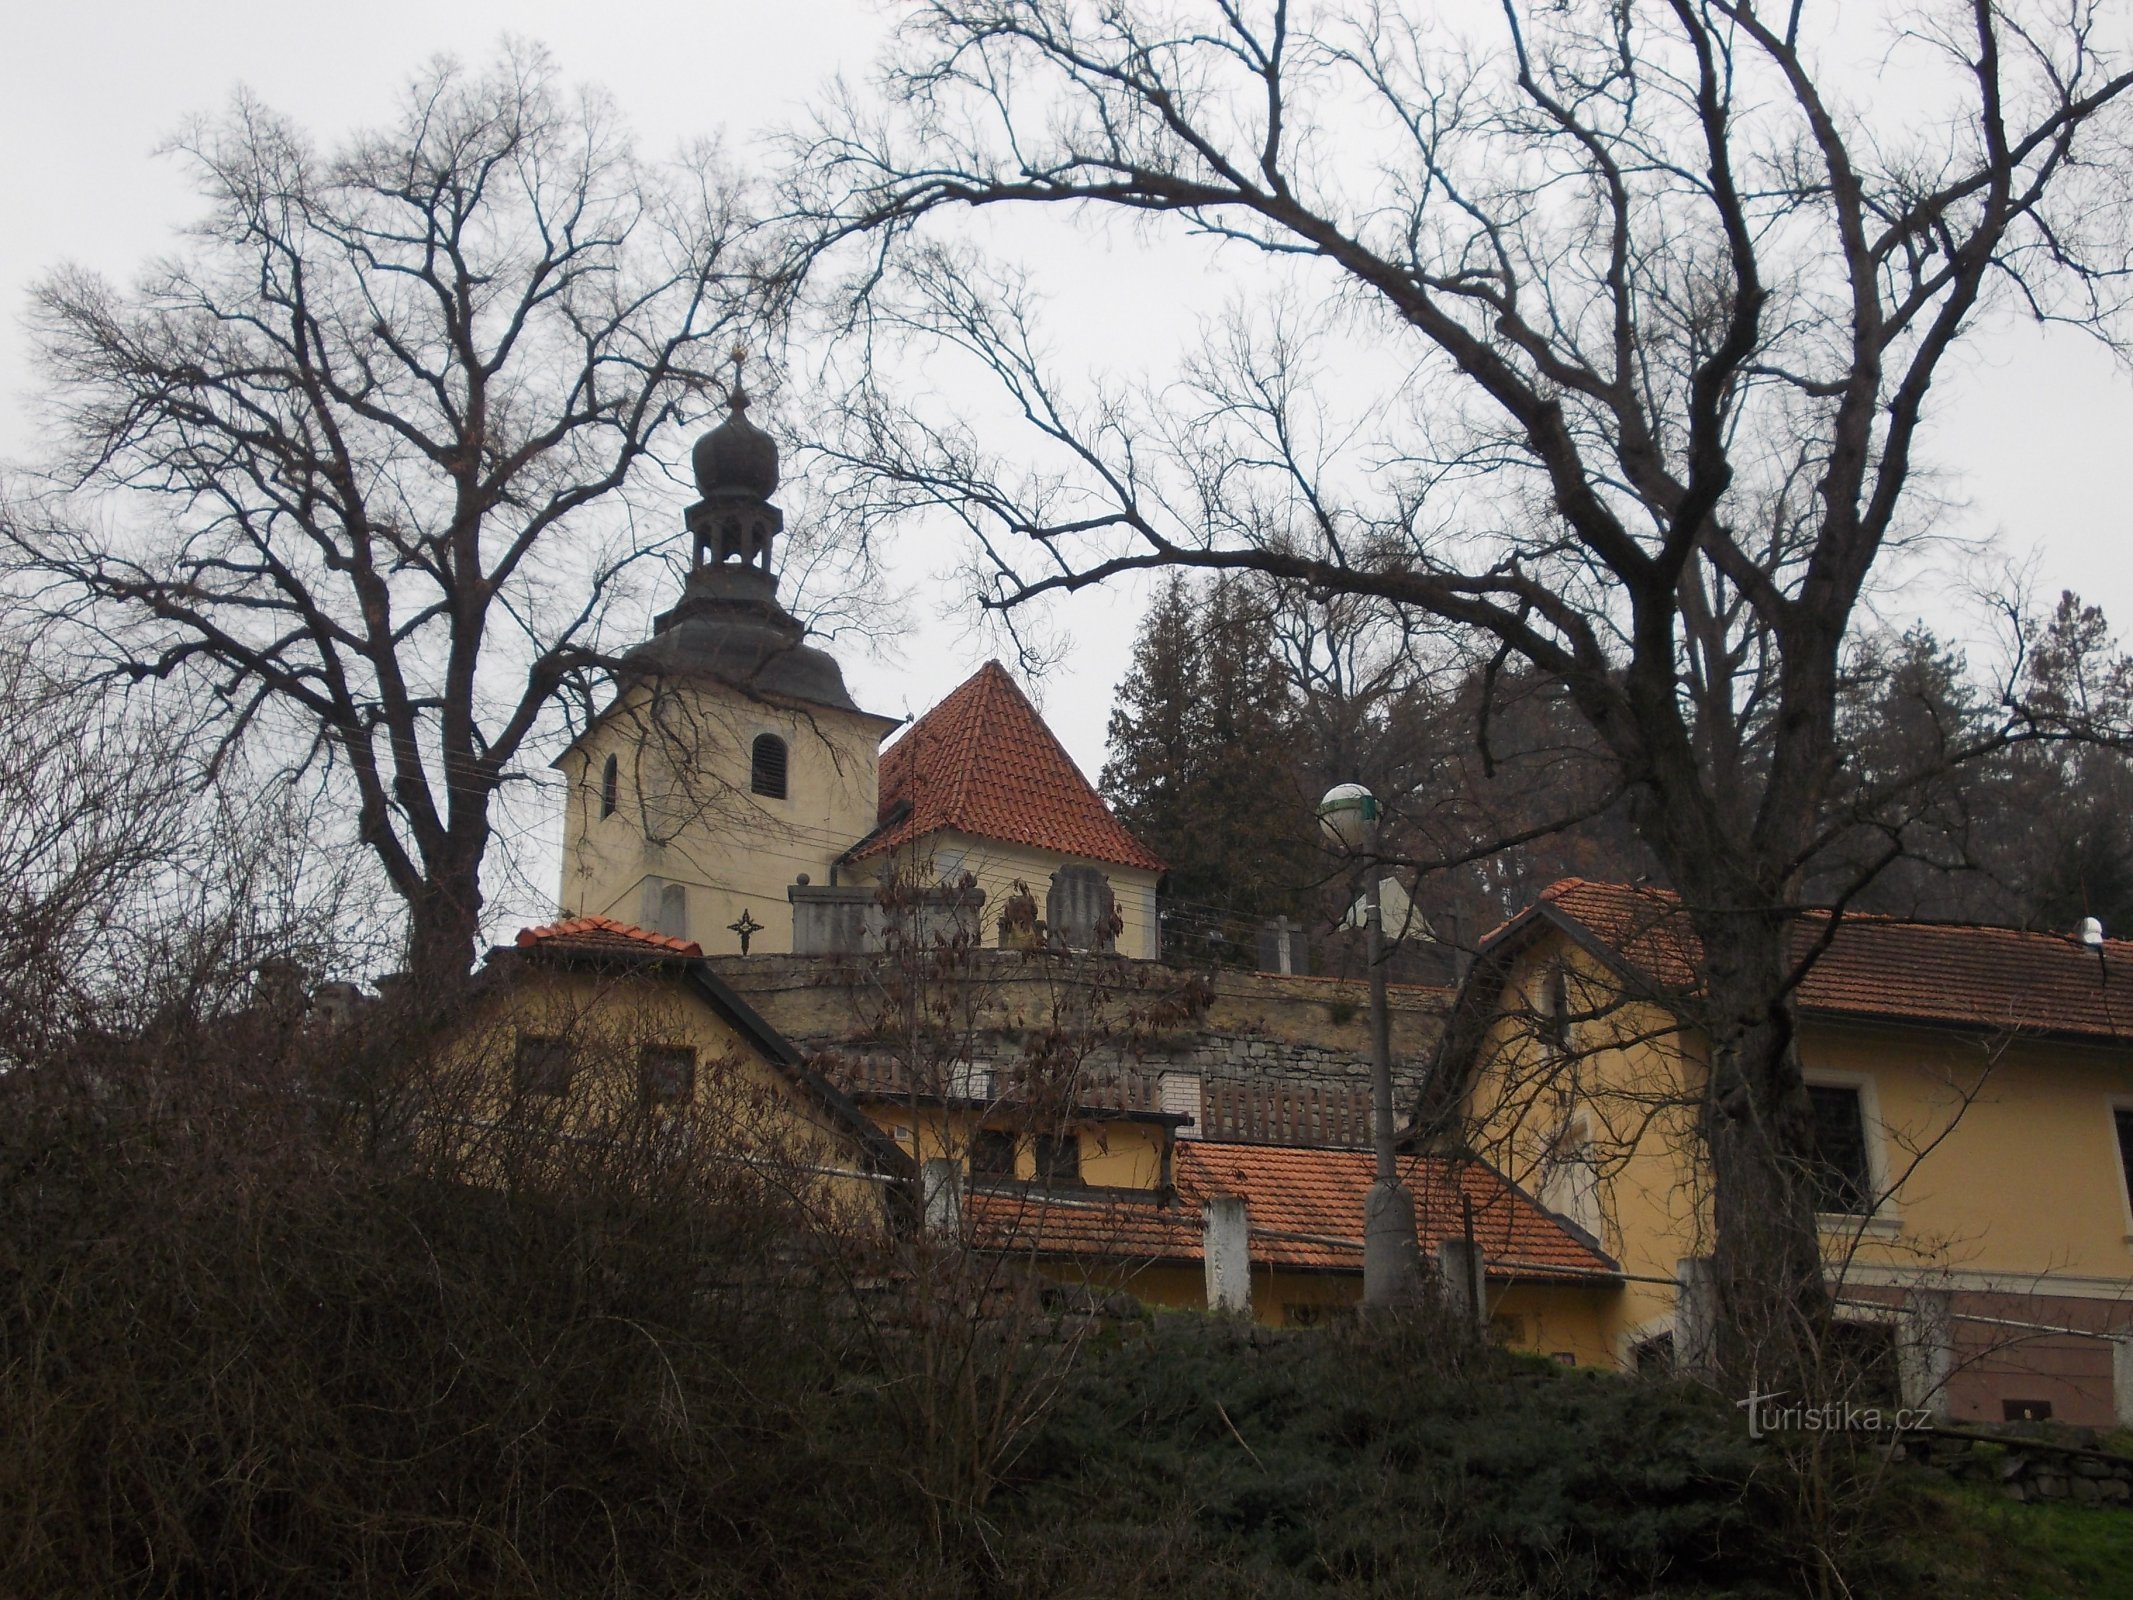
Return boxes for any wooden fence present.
[1198,1077,1374,1147]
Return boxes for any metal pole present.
[1366,870,1395,1181]
[1361,836,1422,1307]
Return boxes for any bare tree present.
[793,0,2133,1370]
[7,46,767,992]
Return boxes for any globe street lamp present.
[1318,783,1423,1308]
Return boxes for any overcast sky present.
[6,2,2131,919]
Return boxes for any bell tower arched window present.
[599,753,619,818]
[750,734,788,800]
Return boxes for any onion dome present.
[691,384,779,501]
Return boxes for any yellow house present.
[443,911,1616,1357]
[1437,878,2133,1425]
[962,1139,1622,1348]
[438,914,912,1230]
[805,1036,1617,1347]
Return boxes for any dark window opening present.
[599,753,619,818]
[1806,1083,1873,1215]
[750,734,788,799]
[1033,1132,1082,1188]
[969,1128,1018,1180]
[1633,1331,1676,1377]
[514,1034,574,1099]
[639,1044,696,1107]
[2115,1107,2133,1213]
[1826,1319,1902,1409]
[2003,1398,2054,1423]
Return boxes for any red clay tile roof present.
[854,661,1165,873]
[515,915,704,959]
[1527,878,2133,1043]
[967,1142,1615,1281]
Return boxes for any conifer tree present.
[1103,575,1310,962]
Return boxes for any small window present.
[1806,1084,1873,1215]
[969,1128,1018,1180]
[2003,1398,2054,1423]
[750,734,788,799]
[639,1044,696,1107]
[1032,1132,1082,1188]
[1632,1331,1675,1377]
[1543,963,1571,1049]
[513,1034,573,1099]
[1826,1319,1901,1408]
[599,753,619,818]
[2115,1107,2133,1213]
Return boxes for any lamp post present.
[1319,783,1423,1307]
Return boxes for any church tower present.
[554,365,899,954]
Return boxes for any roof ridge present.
[1555,877,2133,950]
[515,915,704,957]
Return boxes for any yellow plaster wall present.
[859,1101,1168,1189]
[1463,928,1705,1362]
[556,682,895,957]
[1464,929,2133,1367]
[1109,1261,1617,1354]
[1490,1283,1619,1369]
[441,963,888,1228]
[1078,1261,1364,1326]
[1801,1021,2133,1290]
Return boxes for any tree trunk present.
[402,861,486,1007]
[1691,907,1829,1389]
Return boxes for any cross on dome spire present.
[728,342,750,411]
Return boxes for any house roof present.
[494,918,911,1181]
[966,1141,1616,1282]
[1485,877,2133,1045]
[516,914,704,959]
[851,661,1166,873]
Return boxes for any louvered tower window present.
[750,734,788,799]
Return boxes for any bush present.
[997,1317,1790,1599]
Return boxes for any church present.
[550,378,1166,962]
[494,379,1617,1348]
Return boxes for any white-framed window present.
[1801,1070,1889,1220]
[1538,1114,1604,1241]
[2110,1096,2133,1239]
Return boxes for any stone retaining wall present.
[1900,1426,2133,1506]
